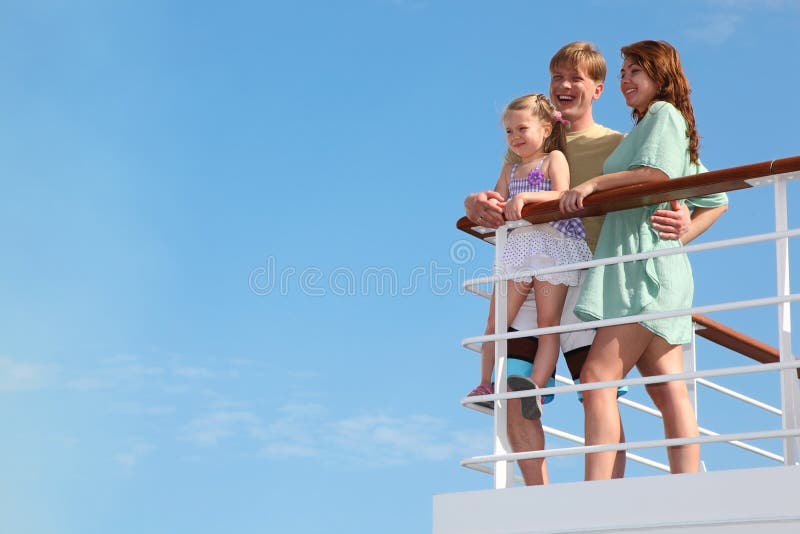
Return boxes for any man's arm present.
[464,164,511,228]
[465,190,505,228]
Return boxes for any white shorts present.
[509,270,595,353]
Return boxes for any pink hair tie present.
[553,111,571,129]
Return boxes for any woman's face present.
[619,57,659,115]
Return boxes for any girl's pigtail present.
[544,109,569,155]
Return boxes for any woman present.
[559,40,728,480]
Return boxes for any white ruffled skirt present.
[499,224,592,286]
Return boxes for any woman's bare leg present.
[639,341,700,473]
[478,280,535,384]
[581,323,654,480]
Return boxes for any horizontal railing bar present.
[461,428,799,465]
[616,392,784,462]
[462,294,800,351]
[697,378,783,416]
[466,376,784,464]
[542,425,670,472]
[463,228,800,289]
[460,359,800,405]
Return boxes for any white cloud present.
[687,1,798,45]
[261,403,487,467]
[110,401,176,416]
[115,443,155,470]
[0,357,55,391]
[326,414,483,466]
[66,359,166,391]
[261,443,319,458]
[179,399,484,467]
[707,0,796,8]
[383,0,427,10]
[685,13,741,45]
[180,410,267,446]
[101,353,139,365]
[174,366,215,379]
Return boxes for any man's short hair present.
[549,41,607,83]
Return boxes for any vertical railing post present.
[493,224,514,488]
[774,178,800,465]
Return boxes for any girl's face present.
[504,110,552,160]
[619,57,659,115]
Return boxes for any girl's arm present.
[494,163,511,199]
[503,152,568,220]
[544,150,570,192]
[559,166,668,214]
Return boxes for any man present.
[464,42,727,485]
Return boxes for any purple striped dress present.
[500,156,592,286]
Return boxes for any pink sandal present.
[467,383,494,409]
[468,383,494,397]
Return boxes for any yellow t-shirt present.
[565,123,624,252]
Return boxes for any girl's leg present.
[530,279,568,388]
[508,279,567,420]
[581,323,654,480]
[477,280,534,385]
[478,290,497,385]
[638,340,700,474]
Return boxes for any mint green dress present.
[573,102,728,344]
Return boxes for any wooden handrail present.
[457,155,800,240]
[455,155,800,374]
[692,314,799,378]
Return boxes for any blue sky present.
[1,1,799,532]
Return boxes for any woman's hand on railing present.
[559,181,596,214]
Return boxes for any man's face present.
[549,64,603,124]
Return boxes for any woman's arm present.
[650,201,728,243]
[679,205,728,244]
[559,166,669,213]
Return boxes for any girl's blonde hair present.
[503,93,568,156]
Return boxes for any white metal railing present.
[459,169,800,488]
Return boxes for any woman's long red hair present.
[621,40,699,164]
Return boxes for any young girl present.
[467,93,592,420]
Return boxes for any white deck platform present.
[434,465,800,533]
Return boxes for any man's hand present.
[465,190,505,228]
[651,200,690,241]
